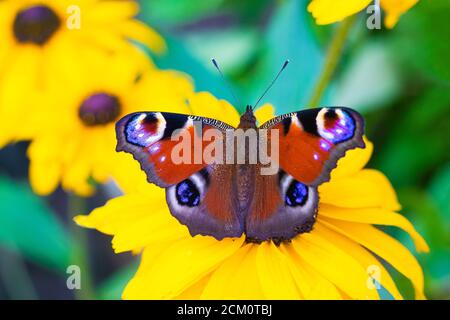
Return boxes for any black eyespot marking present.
[162,114,189,139]
[297,109,319,136]
[176,179,200,207]
[142,113,158,124]
[324,109,338,119]
[282,117,292,135]
[285,180,308,207]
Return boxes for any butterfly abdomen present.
[234,164,256,213]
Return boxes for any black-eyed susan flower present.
[308,0,419,28]
[0,0,165,146]
[27,53,193,196]
[75,93,428,300]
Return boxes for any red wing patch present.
[262,107,365,186]
[116,112,233,187]
[247,171,282,221]
[202,165,237,222]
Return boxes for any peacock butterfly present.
[115,105,365,244]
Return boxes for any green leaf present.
[139,0,224,26]
[244,0,324,113]
[98,262,138,300]
[0,176,71,271]
[182,28,259,74]
[396,187,450,298]
[429,164,450,220]
[390,0,450,83]
[426,165,450,287]
[151,36,239,104]
[377,282,395,300]
[332,41,401,112]
[373,87,450,187]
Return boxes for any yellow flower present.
[0,0,165,146]
[76,93,428,299]
[308,0,419,28]
[28,53,193,196]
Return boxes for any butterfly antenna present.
[211,58,240,106]
[253,59,290,109]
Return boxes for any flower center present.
[13,5,61,45]
[78,93,122,127]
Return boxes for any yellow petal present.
[122,239,174,299]
[176,274,212,300]
[74,188,176,238]
[111,211,188,254]
[29,159,61,196]
[130,69,193,114]
[381,0,419,28]
[0,135,10,149]
[256,242,302,299]
[27,139,62,196]
[321,219,426,299]
[83,0,140,23]
[292,229,380,299]
[43,35,91,92]
[74,188,167,233]
[254,103,275,125]
[314,221,403,299]
[187,92,240,127]
[0,48,42,141]
[109,153,151,195]
[79,26,131,53]
[60,146,95,197]
[308,0,372,25]
[319,169,401,211]
[123,235,245,299]
[115,20,166,54]
[319,204,429,252]
[281,244,343,299]
[201,244,266,299]
[331,137,373,180]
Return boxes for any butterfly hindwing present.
[165,165,244,239]
[116,112,234,188]
[245,169,318,242]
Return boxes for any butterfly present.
[116,106,364,244]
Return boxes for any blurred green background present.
[0,0,448,299]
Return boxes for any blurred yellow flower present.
[0,0,165,146]
[308,0,419,28]
[27,53,193,196]
[76,93,429,300]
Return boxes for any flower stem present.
[308,16,357,107]
[68,193,95,300]
[0,247,37,299]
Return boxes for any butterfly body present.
[116,106,364,243]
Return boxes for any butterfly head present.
[238,105,257,129]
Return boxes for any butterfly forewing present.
[116,112,234,187]
[259,107,365,186]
